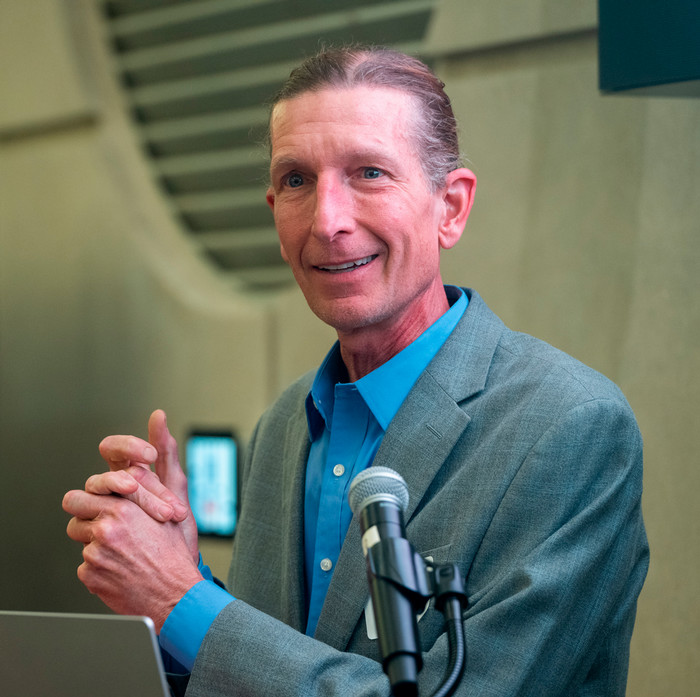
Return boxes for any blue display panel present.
[186,432,237,537]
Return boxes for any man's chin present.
[308,298,385,335]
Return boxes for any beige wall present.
[1,1,697,694]
[0,0,326,611]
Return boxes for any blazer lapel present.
[313,290,505,650]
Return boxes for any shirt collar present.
[306,286,467,438]
[305,343,347,438]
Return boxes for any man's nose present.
[310,176,354,240]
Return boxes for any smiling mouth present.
[316,255,378,273]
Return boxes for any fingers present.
[90,411,189,524]
[84,470,139,497]
[81,468,185,522]
[63,485,171,546]
[127,465,189,522]
[66,515,92,545]
[99,434,158,471]
[63,488,123,525]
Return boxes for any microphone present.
[349,467,430,697]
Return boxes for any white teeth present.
[319,255,376,272]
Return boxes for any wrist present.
[153,569,204,634]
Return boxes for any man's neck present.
[336,290,451,382]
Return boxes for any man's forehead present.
[269,85,419,137]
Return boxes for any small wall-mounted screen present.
[186,431,237,537]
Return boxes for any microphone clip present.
[365,538,468,697]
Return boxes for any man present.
[63,46,648,696]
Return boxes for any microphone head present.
[349,466,409,516]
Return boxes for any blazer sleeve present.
[451,396,648,696]
[184,395,648,696]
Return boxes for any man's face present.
[266,86,453,338]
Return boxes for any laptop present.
[0,610,170,697]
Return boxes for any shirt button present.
[333,464,345,477]
[320,558,333,572]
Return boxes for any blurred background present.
[1,1,698,694]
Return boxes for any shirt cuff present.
[159,578,234,671]
[198,555,215,582]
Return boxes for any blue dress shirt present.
[160,287,467,667]
[303,287,467,635]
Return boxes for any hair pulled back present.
[269,46,462,190]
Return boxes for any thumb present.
[148,409,189,504]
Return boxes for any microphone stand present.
[429,565,468,697]
[365,538,468,697]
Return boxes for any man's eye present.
[363,167,383,180]
[286,173,304,188]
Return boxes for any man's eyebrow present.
[269,156,299,172]
[345,148,396,163]
[271,149,396,171]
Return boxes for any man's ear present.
[266,187,290,264]
[437,168,477,250]
[265,187,275,211]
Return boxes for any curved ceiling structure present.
[101,0,436,290]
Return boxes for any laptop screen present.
[0,611,170,697]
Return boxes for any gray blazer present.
[185,289,648,697]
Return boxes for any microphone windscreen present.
[349,466,409,516]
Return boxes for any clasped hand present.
[62,410,203,632]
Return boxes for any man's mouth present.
[316,255,377,273]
